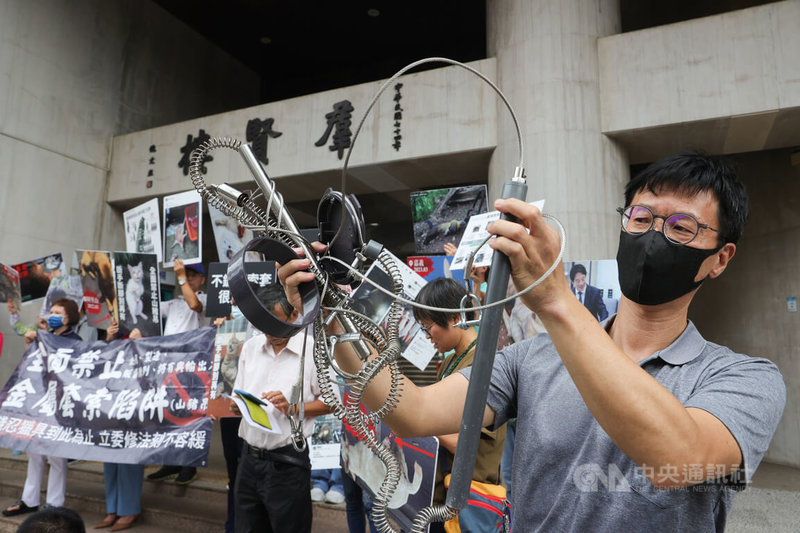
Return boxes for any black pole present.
[445,178,528,510]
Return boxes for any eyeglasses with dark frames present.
[617,204,720,245]
[419,323,434,336]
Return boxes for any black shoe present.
[2,500,38,517]
[174,466,197,485]
[146,465,181,481]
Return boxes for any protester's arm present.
[174,259,203,313]
[7,301,20,331]
[469,267,488,304]
[488,198,743,488]
[7,301,36,336]
[278,246,494,438]
[437,433,458,454]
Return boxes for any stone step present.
[0,452,228,499]
[0,467,226,532]
[0,462,350,533]
[0,447,350,533]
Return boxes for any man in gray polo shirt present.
[279,150,785,531]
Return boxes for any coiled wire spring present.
[189,136,410,533]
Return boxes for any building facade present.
[0,0,798,467]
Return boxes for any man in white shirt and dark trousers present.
[147,259,209,485]
[232,284,329,533]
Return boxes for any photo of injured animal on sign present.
[410,185,487,256]
[162,189,203,268]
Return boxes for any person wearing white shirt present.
[232,284,329,533]
[147,259,209,485]
[159,260,210,336]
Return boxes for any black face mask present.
[616,231,721,305]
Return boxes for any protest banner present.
[0,327,216,466]
[406,255,464,286]
[309,413,342,471]
[208,204,255,262]
[39,275,84,319]
[351,252,436,371]
[449,199,545,271]
[410,185,487,255]
[206,261,276,318]
[163,190,203,268]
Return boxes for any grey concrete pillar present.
[487,0,628,260]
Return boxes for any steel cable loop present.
[192,122,556,531]
[331,56,525,249]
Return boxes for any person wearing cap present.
[147,258,209,485]
[160,259,208,336]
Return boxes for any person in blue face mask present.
[3,299,81,518]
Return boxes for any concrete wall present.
[486,0,629,262]
[598,1,800,163]
[0,0,259,385]
[690,148,800,466]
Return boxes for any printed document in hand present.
[233,389,282,434]
[450,199,545,271]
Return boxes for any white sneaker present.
[325,489,345,504]
[310,487,325,502]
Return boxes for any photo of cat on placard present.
[113,252,161,337]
